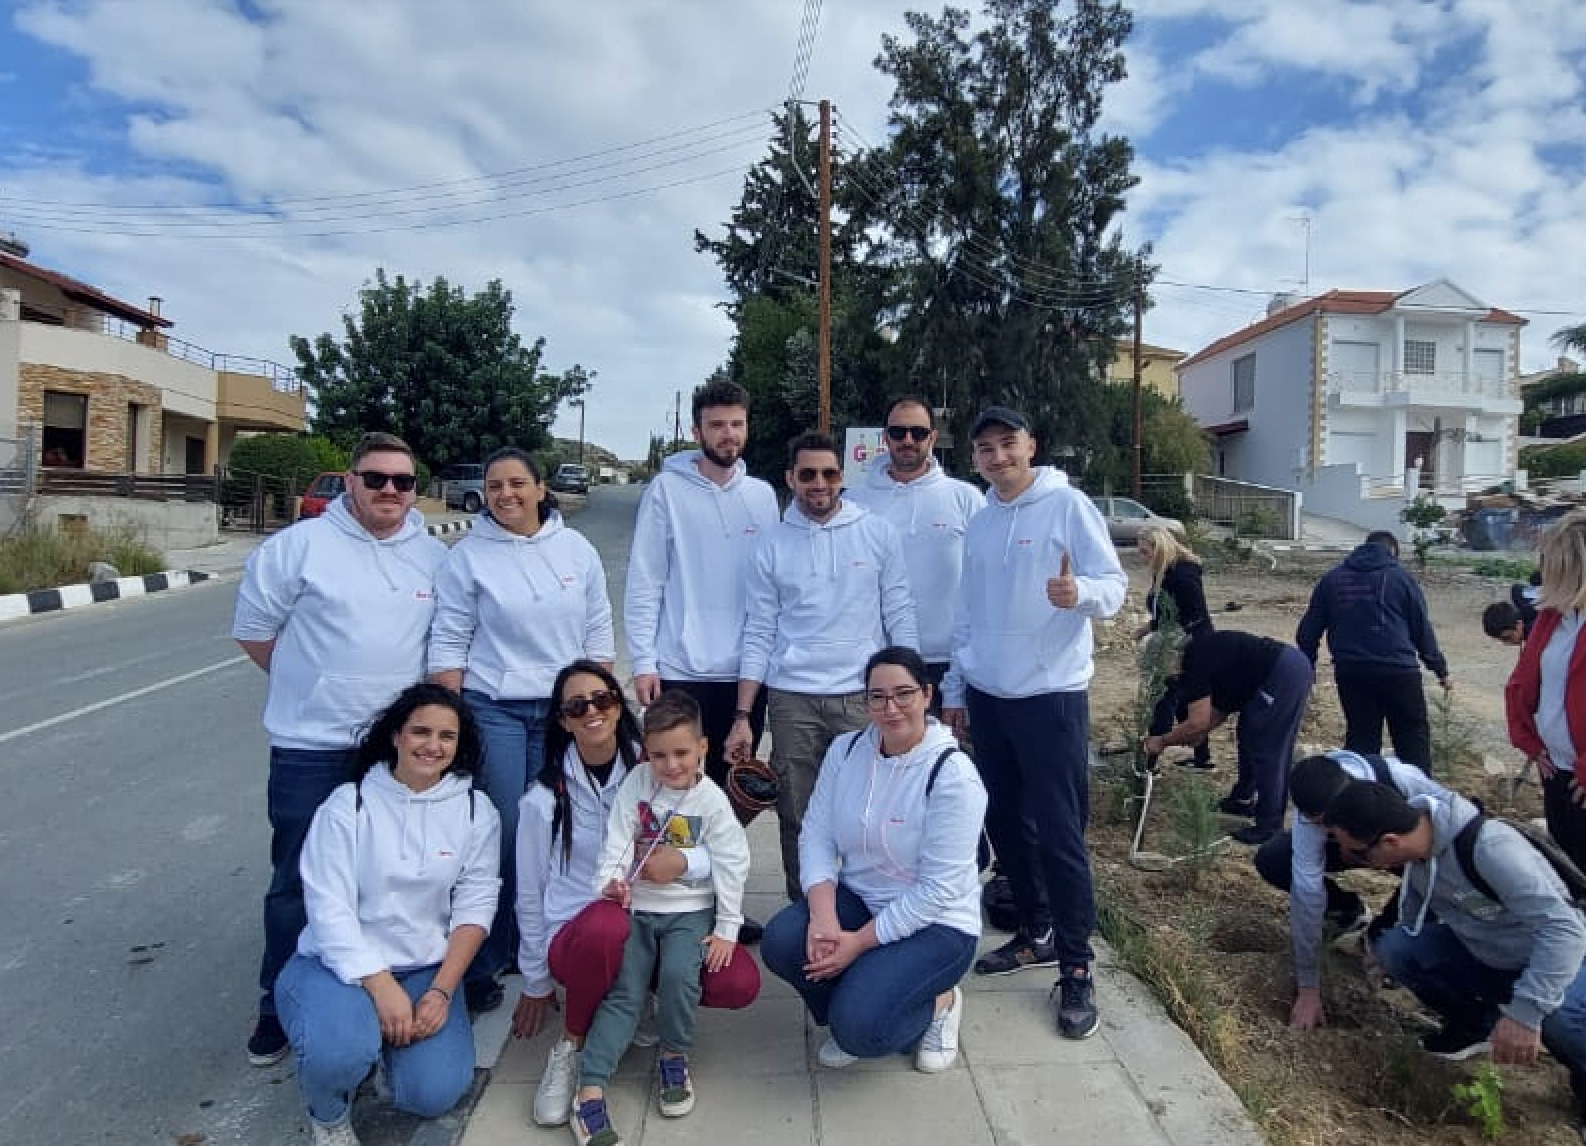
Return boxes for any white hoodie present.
[594,764,750,942]
[232,497,447,750]
[800,720,986,943]
[428,511,615,699]
[740,500,918,695]
[514,742,638,998]
[941,467,1125,704]
[848,460,984,663]
[297,767,501,985]
[624,450,779,680]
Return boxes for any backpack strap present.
[842,729,867,761]
[1452,814,1503,903]
[1363,753,1395,791]
[925,747,958,798]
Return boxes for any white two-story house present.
[1175,279,1524,532]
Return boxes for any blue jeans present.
[966,686,1094,967]
[276,955,475,1124]
[260,747,356,1014]
[464,690,550,983]
[1376,921,1586,1110]
[761,884,977,1058]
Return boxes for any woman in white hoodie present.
[275,683,500,1146]
[761,646,987,1074]
[510,661,761,1127]
[429,448,616,1012]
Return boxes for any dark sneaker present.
[974,930,1059,976]
[1231,824,1276,847]
[738,916,765,945]
[1054,966,1100,1040]
[1176,755,1216,771]
[247,1012,289,1066]
[1217,795,1256,817]
[465,977,504,1015]
[1421,1023,1491,1061]
[656,1053,695,1117]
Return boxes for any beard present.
[700,440,740,469]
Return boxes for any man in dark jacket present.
[1296,531,1449,773]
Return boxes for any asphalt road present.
[0,484,646,1144]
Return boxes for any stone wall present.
[18,363,164,471]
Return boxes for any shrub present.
[1520,440,1586,479]
[228,434,348,489]
[0,524,165,594]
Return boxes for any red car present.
[298,472,345,520]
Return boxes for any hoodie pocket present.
[299,673,415,731]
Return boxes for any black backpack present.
[1451,813,1586,911]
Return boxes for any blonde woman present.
[1507,510,1586,869]
[1136,524,1214,771]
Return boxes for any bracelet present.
[733,710,752,721]
[424,985,453,1003]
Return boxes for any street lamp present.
[570,397,586,466]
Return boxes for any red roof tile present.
[0,250,172,328]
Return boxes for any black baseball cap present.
[970,405,1031,438]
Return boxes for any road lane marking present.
[0,655,249,745]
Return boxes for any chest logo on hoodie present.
[414,589,435,601]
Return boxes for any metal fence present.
[216,466,301,533]
[1189,474,1300,540]
[0,425,40,538]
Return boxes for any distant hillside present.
[548,438,640,470]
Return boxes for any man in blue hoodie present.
[1296,531,1449,773]
[233,432,448,1067]
[941,406,1126,1040]
[726,430,918,902]
[1325,780,1586,1135]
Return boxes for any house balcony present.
[218,366,305,433]
[1327,370,1521,415]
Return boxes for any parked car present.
[440,463,486,513]
[1089,495,1184,546]
[298,472,345,520]
[550,463,590,495]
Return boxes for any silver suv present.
[440,464,485,512]
[550,463,590,495]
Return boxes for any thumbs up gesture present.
[1047,551,1079,609]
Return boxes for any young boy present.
[1482,600,1527,647]
[570,691,752,1146]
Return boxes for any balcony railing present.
[1328,369,1511,401]
[21,303,303,392]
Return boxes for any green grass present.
[0,525,166,595]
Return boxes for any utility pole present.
[1131,254,1145,499]
[817,98,833,436]
[573,397,586,466]
[673,389,682,448]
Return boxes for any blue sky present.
[3,0,1585,458]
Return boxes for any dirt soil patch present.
[1086,547,1577,1145]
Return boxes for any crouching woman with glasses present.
[762,647,987,1073]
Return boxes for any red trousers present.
[547,900,761,1036]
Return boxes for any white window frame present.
[1403,339,1437,375]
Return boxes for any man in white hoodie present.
[941,406,1126,1041]
[233,431,448,1068]
[726,430,919,902]
[847,395,984,707]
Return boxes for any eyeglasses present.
[865,686,923,711]
[796,467,843,483]
[559,690,623,719]
[886,425,932,443]
[353,470,418,492]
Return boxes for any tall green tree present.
[292,269,591,468]
[1556,321,1586,359]
[848,0,1147,482]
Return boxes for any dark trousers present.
[1334,665,1431,774]
[1148,676,1211,765]
[924,662,948,718]
[966,686,1094,968]
[662,678,767,790]
[1544,769,1586,873]
[260,747,356,1013]
[1228,647,1312,834]
[1252,831,1367,919]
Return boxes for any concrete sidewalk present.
[458,814,1266,1146]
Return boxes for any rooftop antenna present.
[0,192,31,258]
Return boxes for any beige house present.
[1107,340,1185,399]
[0,249,304,473]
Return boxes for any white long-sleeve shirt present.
[624,450,779,680]
[297,767,500,984]
[739,500,918,695]
[942,467,1125,704]
[848,461,984,664]
[428,511,615,699]
[232,497,447,750]
[800,721,985,942]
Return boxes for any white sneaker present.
[308,1115,361,1146]
[532,1036,580,1127]
[817,1033,858,1069]
[916,986,963,1073]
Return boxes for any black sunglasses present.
[796,467,843,483]
[559,690,623,719]
[886,425,932,443]
[353,470,418,492]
